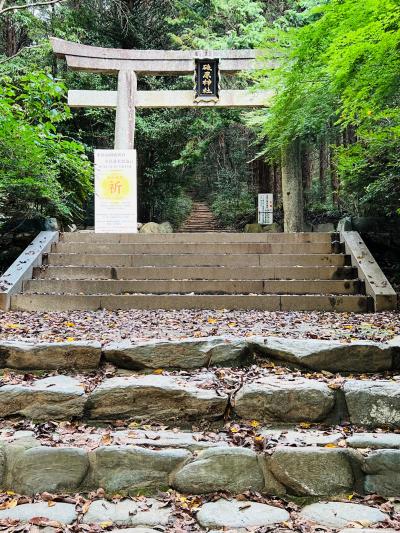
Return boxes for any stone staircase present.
[0,335,398,530]
[9,231,375,312]
[179,201,220,232]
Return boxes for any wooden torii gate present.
[51,38,273,231]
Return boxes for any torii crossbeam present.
[51,38,273,150]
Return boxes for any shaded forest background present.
[0,0,399,236]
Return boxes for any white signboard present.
[94,150,137,233]
[258,193,273,225]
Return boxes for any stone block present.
[0,340,101,370]
[91,446,190,493]
[262,223,283,233]
[10,446,89,494]
[0,444,7,487]
[363,449,400,496]
[171,447,264,494]
[104,336,248,369]
[139,222,173,234]
[269,448,354,496]
[234,376,335,422]
[251,337,393,373]
[347,433,400,449]
[0,502,76,524]
[196,499,289,528]
[300,502,387,528]
[87,374,228,422]
[344,380,400,427]
[244,223,263,233]
[83,498,173,526]
[0,375,85,420]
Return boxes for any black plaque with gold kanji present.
[195,59,219,100]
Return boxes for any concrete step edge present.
[11,293,371,312]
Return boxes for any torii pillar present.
[115,70,137,150]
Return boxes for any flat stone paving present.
[0,497,395,531]
[300,501,388,528]
[196,499,290,528]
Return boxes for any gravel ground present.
[0,309,398,345]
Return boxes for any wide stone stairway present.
[0,335,399,530]
[10,231,375,312]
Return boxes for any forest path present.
[179,201,221,232]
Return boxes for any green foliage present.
[0,71,92,229]
[160,191,193,229]
[211,177,256,228]
[2,0,398,231]
[337,112,400,217]
[169,0,266,49]
[253,0,400,217]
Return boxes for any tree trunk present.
[273,163,282,206]
[330,135,340,207]
[281,139,304,232]
[319,138,329,201]
[3,16,18,57]
[301,144,312,191]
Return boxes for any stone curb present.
[0,336,398,372]
[0,435,399,497]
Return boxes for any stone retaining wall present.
[1,372,400,428]
[1,434,399,497]
[0,337,399,428]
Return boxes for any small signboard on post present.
[94,150,137,233]
[258,193,273,225]
[195,58,219,102]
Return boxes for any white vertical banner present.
[258,193,273,225]
[94,149,137,233]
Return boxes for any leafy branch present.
[0,0,64,17]
[0,44,40,63]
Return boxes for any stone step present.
[0,425,400,499]
[180,227,220,231]
[0,335,397,372]
[54,242,334,254]
[182,218,218,222]
[180,225,219,229]
[0,368,397,427]
[179,203,220,232]
[178,228,221,232]
[62,231,336,243]
[47,253,348,267]
[183,215,216,219]
[10,293,370,311]
[34,265,358,280]
[23,279,361,295]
